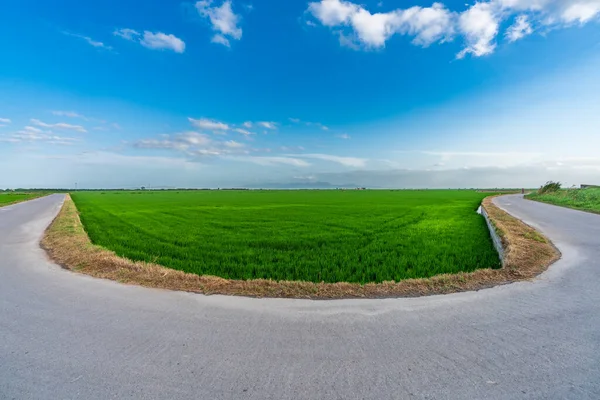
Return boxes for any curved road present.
[1,194,599,399]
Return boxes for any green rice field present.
[0,192,45,206]
[71,190,501,283]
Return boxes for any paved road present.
[1,194,599,400]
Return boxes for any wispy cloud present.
[0,127,80,145]
[134,131,247,158]
[0,118,11,124]
[293,153,367,167]
[30,119,87,133]
[52,110,88,120]
[141,32,186,52]
[114,28,186,53]
[196,0,243,47]
[229,156,311,167]
[63,32,113,50]
[224,140,245,148]
[188,117,230,132]
[211,34,232,47]
[505,15,533,42]
[289,118,329,130]
[280,146,305,152]
[258,121,277,129]
[234,128,254,136]
[113,28,140,41]
[336,133,351,139]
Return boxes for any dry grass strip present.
[41,195,560,299]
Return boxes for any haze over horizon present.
[1,0,599,189]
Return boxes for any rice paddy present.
[71,190,501,283]
[0,192,45,207]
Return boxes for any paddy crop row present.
[70,190,501,284]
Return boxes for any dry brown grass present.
[41,195,560,299]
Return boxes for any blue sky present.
[1,0,599,188]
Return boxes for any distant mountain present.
[244,181,362,189]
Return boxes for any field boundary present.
[41,194,560,299]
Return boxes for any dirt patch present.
[41,195,560,299]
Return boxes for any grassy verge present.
[0,192,47,207]
[526,188,600,214]
[41,195,559,298]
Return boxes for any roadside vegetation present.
[0,192,46,207]
[526,182,600,214]
[70,190,501,283]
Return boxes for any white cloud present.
[140,32,186,53]
[307,0,454,49]
[63,32,112,50]
[188,117,230,131]
[457,2,499,58]
[211,34,231,47]
[30,119,87,133]
[113,28,140,41]
[196,0,243,46]
[294,153,367,167]
[243,121,253,128]
[0,118,11,124]
[114,28,185,53]
[289,117,301,123]
[309,0,359,26]
[336,133,351,139]
[307,0,600,58]
[179,131,213,146]
[506,15,533,41]
[562,2,600,23]
[258,121,277,129]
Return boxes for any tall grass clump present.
[537,181,562,194]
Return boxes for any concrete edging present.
[478,205,504,263]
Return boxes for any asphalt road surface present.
[1,194,599,400]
